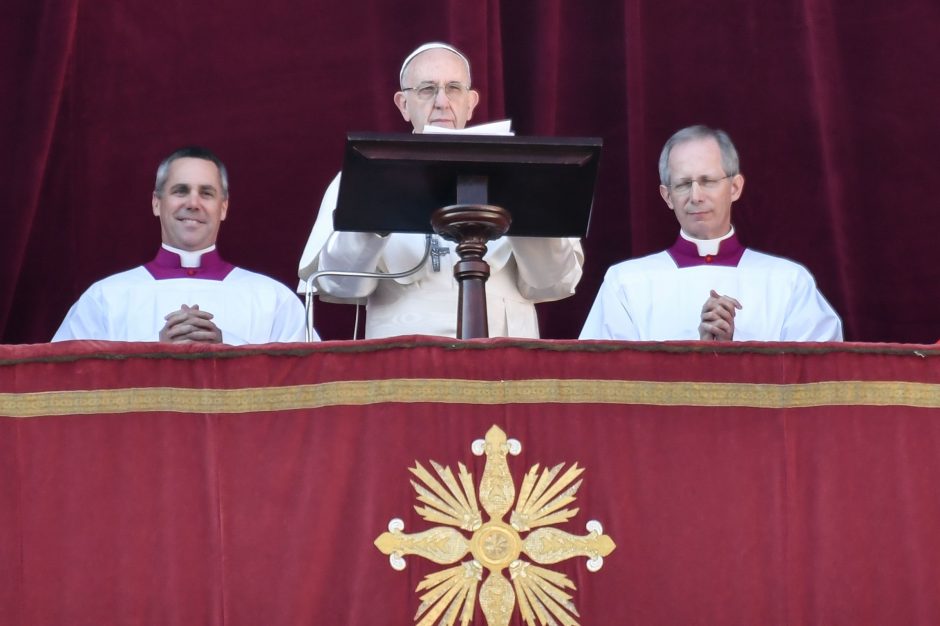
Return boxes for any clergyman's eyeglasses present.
[667,175,733,196]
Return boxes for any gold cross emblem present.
[375,425,616,626]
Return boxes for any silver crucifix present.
[429,236,450,272]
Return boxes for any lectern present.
[334,132,601,338]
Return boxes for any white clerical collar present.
[161,244,216,268]
[680,226,735,256]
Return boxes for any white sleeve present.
[51,286,110,341]
[297,171,391,301]
[579,270,641,340]
[781,269,844,341]
[270,289,313,342]
[313,231,391,300]
[508,236,584,302]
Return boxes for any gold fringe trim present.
[2,379,939,418]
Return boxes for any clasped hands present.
[158,293,740,343]
[159,304,223,344]
[698,289,742,341]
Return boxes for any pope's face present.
[152,157,228,251]
[394,48,480,133]
[659,137,744,240]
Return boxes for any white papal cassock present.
[580,232,842,342]
[298,173,584,339]
[53,247,309,344]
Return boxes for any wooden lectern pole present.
[431,176,510,339]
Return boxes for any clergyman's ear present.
[659,185,674,210]
[730,174,745,202]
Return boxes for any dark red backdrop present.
[1,0,938,343]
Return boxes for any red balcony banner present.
[2,337,939,625]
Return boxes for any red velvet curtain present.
[1,0,938,343]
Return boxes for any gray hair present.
[658,125,740,186]
[154,146,229,198]
[399,42,472,89]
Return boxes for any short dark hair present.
[154,146,229,198]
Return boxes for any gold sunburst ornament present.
[374,425,616,626]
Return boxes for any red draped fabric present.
[2,338,939,625]
[1,0,938,344]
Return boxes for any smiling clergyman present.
[53,146,313,345]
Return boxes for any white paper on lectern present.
[422,119,514,136]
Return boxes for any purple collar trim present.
[144,248,235,281]
[667,233,746,268]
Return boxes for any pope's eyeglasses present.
[402,81,470,101]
